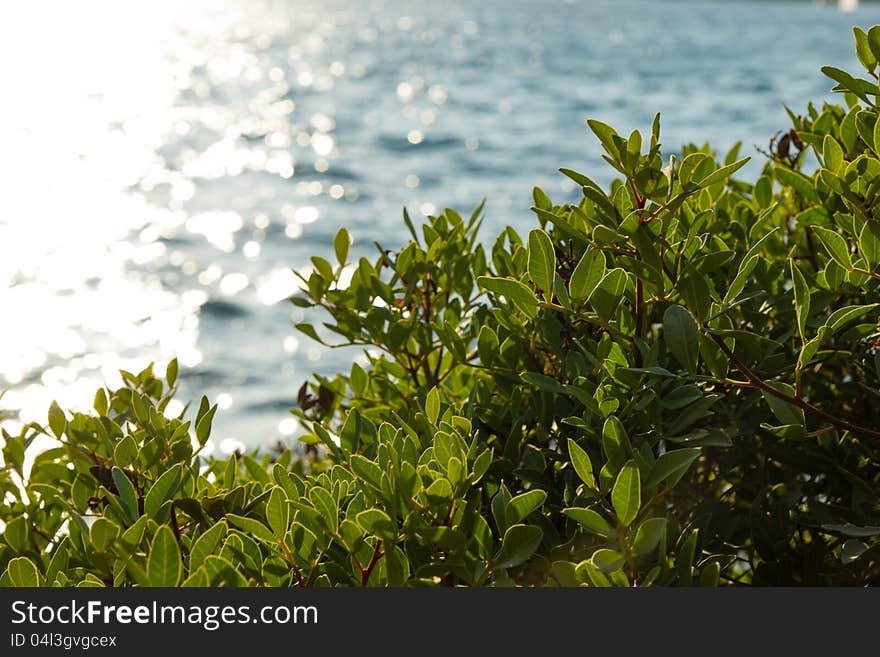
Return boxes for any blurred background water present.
[2,0,880,454]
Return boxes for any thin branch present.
[361,539,383,586]
[707,331,880,440]
[849,266,880,282]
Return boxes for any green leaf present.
[790,260,810,342]
[494,524,543,570]
[356,508,396,540]
[760,423,808,441]
[309,487,339,533]
[840,106,860,152]
[227,514,277,543]
[4,557,42,586]
[413,526,466,555]
[350,455,383,490]
[527,228,556,301]
[625,129,642,169]
[147,525,182,587]
[696,157,750,188]
[130,392,148,424]
[90,518,120,552]
[602,416,630,471]
[119,515,148,550]
[569,248,605,302]
[533,207,591,243]
[477,276,540,318]
[590,268,628,323]
[3,517,29,552]
[181,568,210,587]
[663,305,700,373]
[821,66,879,101]
[646,448,701,489]
[591,548,625,573]
[203,555,247,587]
[762,382,805,427]
[425,387,440,425]
[48,401,66,438]
[823,135,845,173]
[113,435,138,468]
[555,278,578,314]
[507,490,547,525]
[296,322,327,344]
[384,544,406,586]
[334,227,351,265]
[195,404,218,447]
[587,119,622,161]
[425,478,453,504]
[821,523,880,538]
[754,176,773,208]
[679,265,713,323]
[567,439,596,490]
[563,508,615,538]
[190,522,227,569]
[311,256,334,283]
[241,454,270,485]
[798,336,823,371]
[477,325,499,364]
[875,112,880,158]
[144,464,183,518]
[854,27,877,71]
[521,371,567,394]
[111,467,139,524]
[813,226,852,269]
[196,395,210,423]
[775,167,819,203]
[165,358,179,389]
[93,388,109,415]
[611,461,640,527]
[45,537,70,584]
[619,366,678,379]
[869,25,880,63]
[266,487,290,538]
[632,518,667,556]
[858,222,880,266]
[824,304,879,333]
[559,167,601,189]
[532,186,552,210]
[659,384,703,410]
[576,560,611,587]
[71,474,93,513]
[841,539,868,564]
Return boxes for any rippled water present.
[2,0,879,452]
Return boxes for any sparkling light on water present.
[1,0,877,450]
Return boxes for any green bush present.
[3,27,880,587]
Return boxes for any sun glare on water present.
[0,2,207,432]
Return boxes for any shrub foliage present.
[3,29,880,587]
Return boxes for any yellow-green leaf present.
[569,248,605,302]
[567,438,596,490]
[527,228,556,301]
[790,260,810,342]
[663,305,699,373]
[611,461,641,527]
[147,526,182,587]
[145,465,183,519]
[478,276,540,318]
